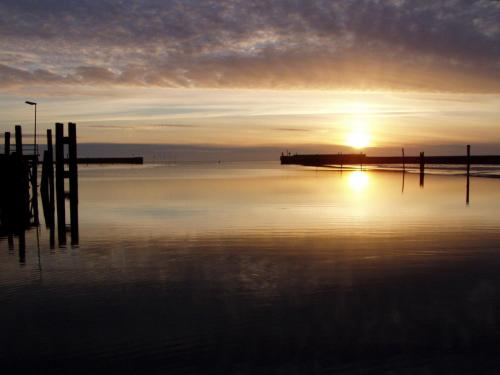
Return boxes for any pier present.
[280,152,500,167]
[1,122,144,247]
[76,157,143,164]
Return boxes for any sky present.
[1,0,500,157]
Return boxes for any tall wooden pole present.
[419,152,425,187]
[4,132,10,155]
[15,125,23,156]
[466,145,470,205]
[466,145,471,176]
[55,123,66,245]
[68,123,79,244]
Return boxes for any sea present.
[1,161,500,374]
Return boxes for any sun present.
[346,130,370,149]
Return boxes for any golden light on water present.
[348,171,369,193]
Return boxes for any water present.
[2,162,500,374]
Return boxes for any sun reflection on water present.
[347,171,369,193]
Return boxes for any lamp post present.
[25,101,37,155]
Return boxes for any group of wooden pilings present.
[1,126,37,231]
[1,123,79,248]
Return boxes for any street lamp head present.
[25,101,37,105]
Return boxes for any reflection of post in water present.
[401,170,405,194]
[55,123,79,246]
[41,129,56,248]
[402,148,405,171]
[466,145,470,205]
[419,152,425,188]
[18,229,26,264]
[8,234,14,254]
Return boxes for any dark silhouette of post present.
[55,123,66,245]
[4,132,10,155]
[68,123,79,244]
[466,145,471,176]
[419,152,425,187]
[54,122,79,246]
[41,129,55,229]
[10,126,30,227]
[15,125,23,156]
[48,129,55,246]
[466,145,470,205]
[401,169,405,194]
[402,148,405,171]
[31,154,39,226]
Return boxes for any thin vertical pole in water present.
[466,145,471,176]
[401,169,405,194]
[55,123,66,246]
[402,148,405,171]
[68,123,79,245]
[4,132,10,155]
[419,152,425,187]
[466,145,470,205]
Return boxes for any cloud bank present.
[1,0,499,92]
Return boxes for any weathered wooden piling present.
[15,125,23,155]
[41,129,55,230]
[31,155,39,226]
[467,145,471,175]
[54,122,79,246]
[4,132,10,155]
[419,152,425,187]
[47,129,55,248]
[68,123,79,244]
[55,123,66,245]
[466,145,470,205]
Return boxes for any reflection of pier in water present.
[283,145,478,205]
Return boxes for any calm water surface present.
[2,162,500,374]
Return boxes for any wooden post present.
[68,123,79,244]
[31,153,39,225]
[466,145,470,205]
[15,125,23,155]
[402,148,405,170]
[48,129,55,246]
[47,129,55,228]
[4,132,10,155]
[419,152,425,187]
[55,123,66,245]
[466,145,471,176]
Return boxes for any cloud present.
[84,123,198,130]
[0,0,499,92]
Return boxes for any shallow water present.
[2,162,500,374]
